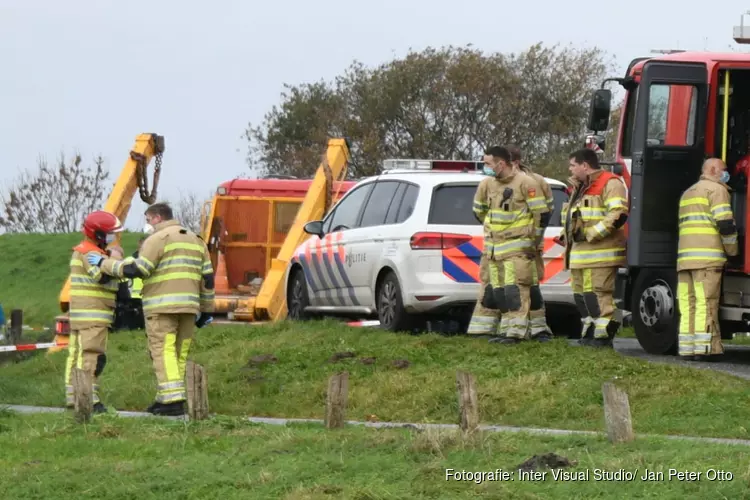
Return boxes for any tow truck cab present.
[589,52,750,354]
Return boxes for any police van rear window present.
[428,184,481,225]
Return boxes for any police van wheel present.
[287,268,312,321]
[631,268,678,355]
[377,271,414,332]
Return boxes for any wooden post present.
[602,381,634,443]
[9,309,22,345]
[72,368,93,423]
[456,371,479,433]
[186,361,209,420]
[325,371,349,429]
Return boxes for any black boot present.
[489,336,521,344]
[591,338,614,348]
[146,401,186,416]
[534,332,553,343]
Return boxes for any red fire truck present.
[588,51,750,354]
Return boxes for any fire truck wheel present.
[631,268,678,355]
[287,267,313,321]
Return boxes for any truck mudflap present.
[614,267,628,311]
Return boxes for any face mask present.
[105,233,116,244]
[143,223,155,235]
[482,166,495,176]
[720,170,730,184]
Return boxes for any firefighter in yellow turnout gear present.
[509,146,554,338]
[561,149,628,348]
[65,210,125,413]
[676,158,738,359]
[473,146,551,344]
[466,163,503,336]
[87,202,215,416]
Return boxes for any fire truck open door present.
[629,61,709,269]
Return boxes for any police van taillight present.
[410,232,472,250]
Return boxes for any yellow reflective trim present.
[677,281,690,334]
[678,227,718,236]
[694,282,707,333]
[583,269,593,292]
[147,271,202,285]
[164,333,180,382]
[503,260,515,286]
[680,197,709,207]
[164,242,204,253]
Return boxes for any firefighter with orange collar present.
[561,148,628,348]
[64,211,125,412]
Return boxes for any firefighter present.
[87,202,216,416]
[466,162,503,337]
[508,145,554,338]
[474,146,551,344]
[676,158,738,360]
[64,210,125,412]
[561,148,628,348]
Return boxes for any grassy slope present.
[0,232,143,326]
[3,320,750,440]
[0,411,748,499]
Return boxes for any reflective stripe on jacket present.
[473,171,550,260]
[100,220,215,315]
[69,244,119,329]
[563,170,628,269]
[677,176,739,272]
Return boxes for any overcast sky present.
[1,0,749,229]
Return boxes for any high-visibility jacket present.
[100,220,216,315]
[677,175,738,272]
[130,278,143,299]
[68,239,120,329]
[473,171,550,260]
[561,170,628,270]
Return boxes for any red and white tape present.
[346,320,381,327]
[0,342,66,353]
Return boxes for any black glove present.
[573,227,586,243]
[195,313,213,328]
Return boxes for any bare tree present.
[174,189,212,234]
[0,152,110,233]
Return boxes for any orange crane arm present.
[251,138,351,321]
[58,133,165,312]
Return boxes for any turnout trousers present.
[571,267,619,340]
[677,269,723,356]
[145,313,195,403]
[467,254,501,335]
[64,325,108,406]
[489,254,545,339]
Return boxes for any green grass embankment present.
[2,320,750,440]
[0,410,747,499]
[0,232,143,326]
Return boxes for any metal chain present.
[132,150,162,205]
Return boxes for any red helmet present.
[83,211,124,242]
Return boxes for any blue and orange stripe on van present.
[442,236,482,283]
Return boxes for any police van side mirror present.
[587,89,612,132]
[303,220,324,237]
